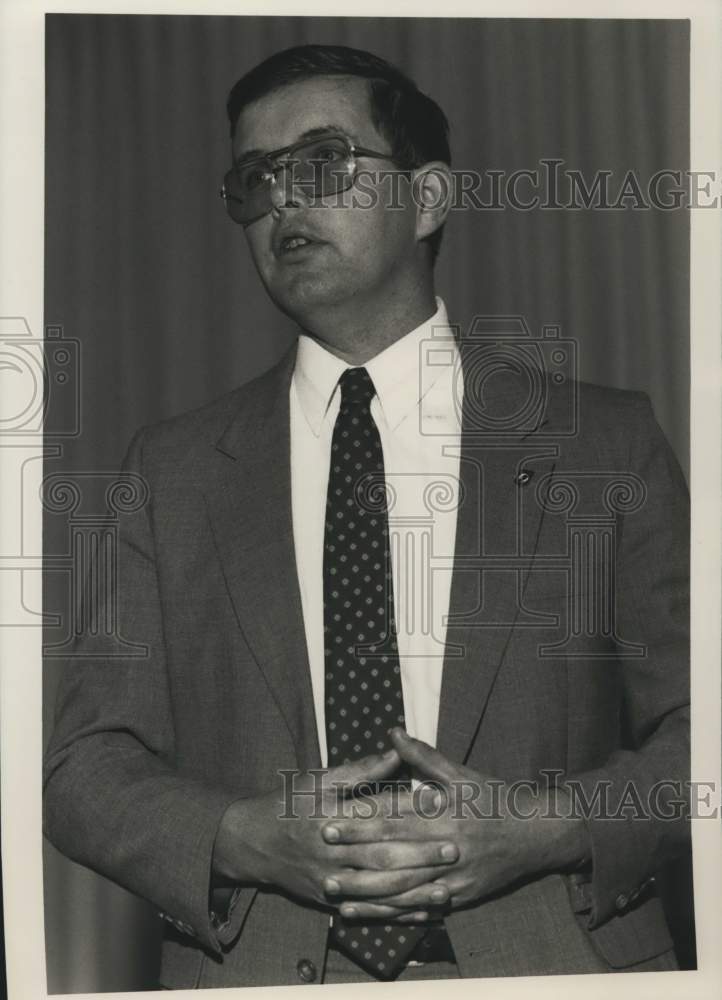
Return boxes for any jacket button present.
[615,892,629,910]
[296,959,317,983]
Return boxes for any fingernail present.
[414,911,428,920]
[383,748,397,759]
[324,826,340,842]
[324,878,340,894]
[342,905,357,917]
[431,887,448,902]
[440,843,457,861]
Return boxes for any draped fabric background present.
[43,15,691,993]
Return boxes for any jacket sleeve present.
[560,396,690,929]
[43,428,247,954]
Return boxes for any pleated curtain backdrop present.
[43,15,690,993]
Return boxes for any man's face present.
[231,76,421,323]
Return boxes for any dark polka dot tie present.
[324,367,425,979]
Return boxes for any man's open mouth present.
[277,233,325,256]
[282,236,313,251]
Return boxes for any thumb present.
[389,728,457,785]
[326,748,401,795]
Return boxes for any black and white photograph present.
[0,2,721,998]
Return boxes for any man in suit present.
[43,44,690,988]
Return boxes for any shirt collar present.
[293,297,456,437]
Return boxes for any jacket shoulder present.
[128,348,295,466]
[556,380,687,491]
[574,378,650,413]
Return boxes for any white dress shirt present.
[290,298,463,767]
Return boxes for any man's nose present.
[269,164,311,213]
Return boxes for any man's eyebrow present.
[233,125,359,166]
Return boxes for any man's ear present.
[412,162,454,244]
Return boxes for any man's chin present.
[268,275,352,320]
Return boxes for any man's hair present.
[226,44,451,261]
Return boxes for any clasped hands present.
[214,727,587,923]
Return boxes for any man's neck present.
[297,286,438,366]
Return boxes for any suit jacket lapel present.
[204,347,322,771]
[436,368,559,765]
[202,341,563,771]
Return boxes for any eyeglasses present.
[220,132,397,226]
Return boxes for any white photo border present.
[0,2,719,999]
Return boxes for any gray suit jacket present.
[44,345,690,987]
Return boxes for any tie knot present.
[339,367,376,409]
